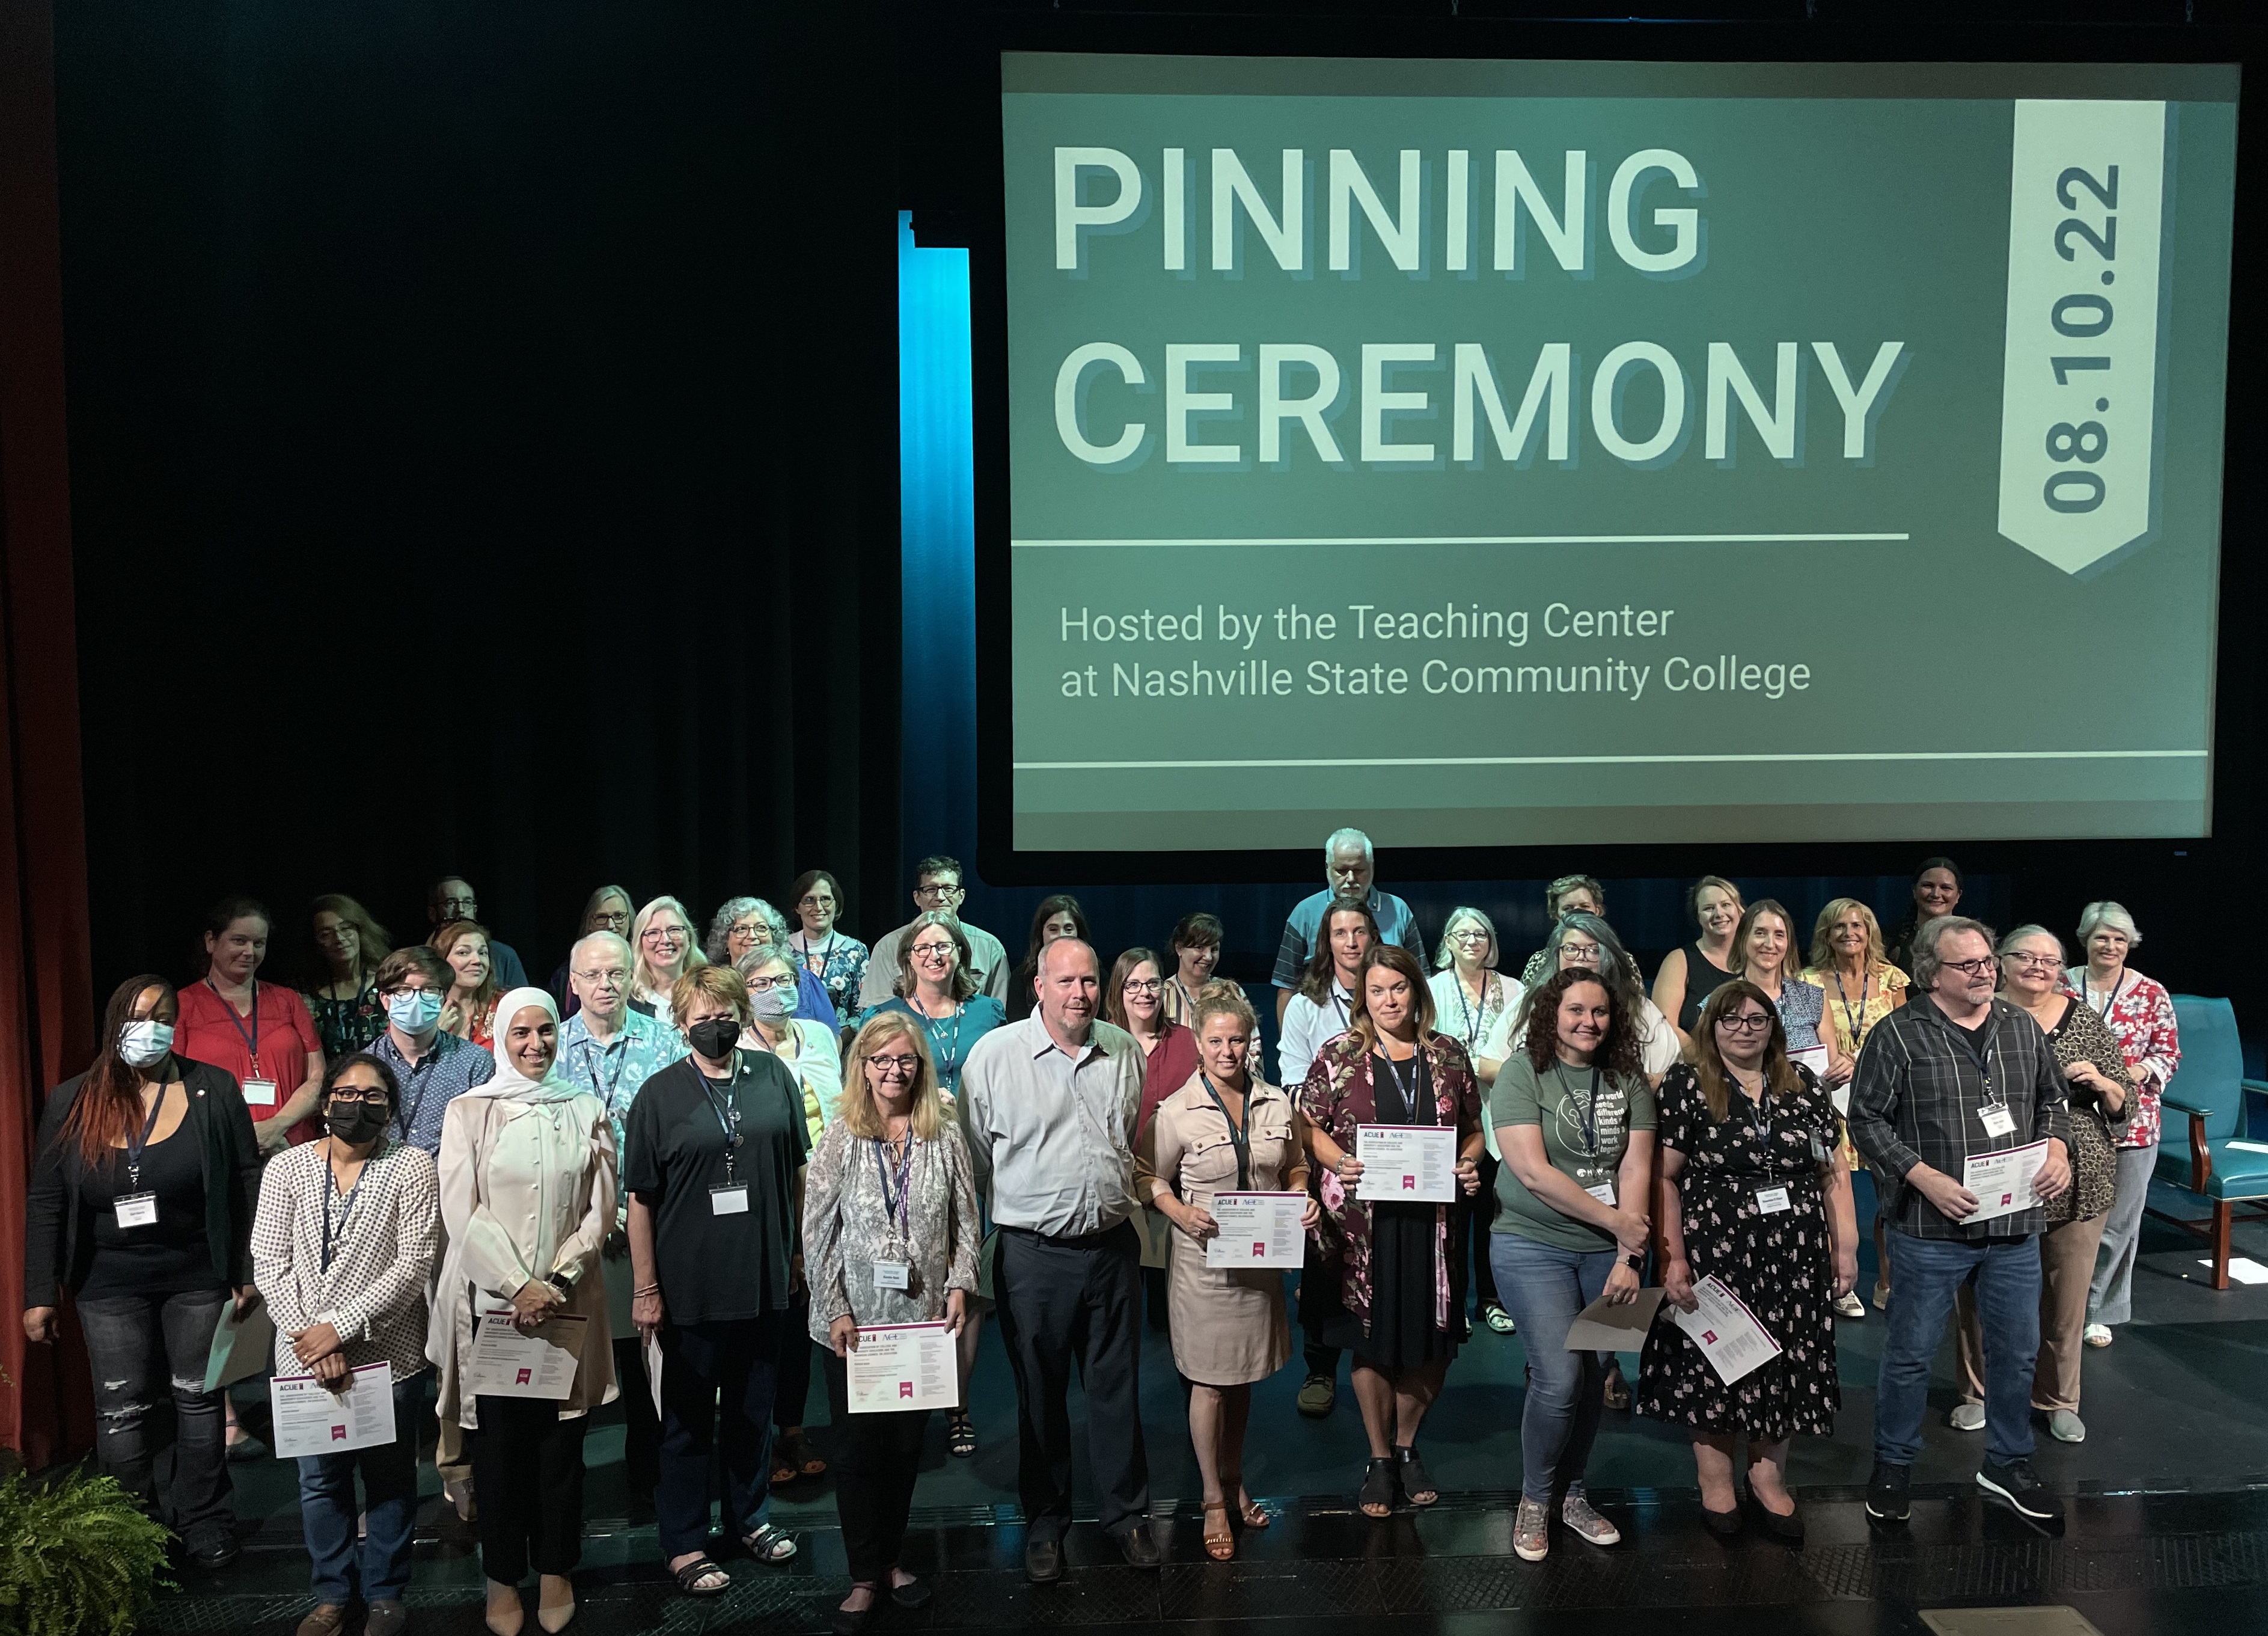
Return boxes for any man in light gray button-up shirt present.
[958,939,1156,1581]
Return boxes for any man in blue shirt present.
[1271,827,1425,1026]
[427,874,529,991]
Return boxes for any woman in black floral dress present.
[1636,979,1859,1543]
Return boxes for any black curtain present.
[55,2,901,991]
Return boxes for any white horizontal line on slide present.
[1015,750,2207,771]
[1010,533,1913,548]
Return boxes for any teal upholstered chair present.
[2151,994,2268,1290]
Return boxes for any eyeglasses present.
[573,969,628,987]
[2005,953,2061,970]
[913,883,964,904]
[1450,928,1490,943]
[326,1088,390,1106]
[729,919,765,939]
[590,911,629,931]
[642,926,686,945]
[1939,957,1997,977]
[380,983,436,998]
[1559,942,1602,962]
[868,1055,920,1079]
[1716,1014,1773,1033]
[745,973,797,993]
[1122,978,1163,996]
[798,893,834,909]
[434,896,477,916]
[910,942,955,961]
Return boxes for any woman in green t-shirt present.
[1489,967,1657,1564]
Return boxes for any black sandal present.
[673,1556,730,1596]
[947,1410,977,1459]
[1396,1444,1438,1507]
[1359,1456,1399,1518]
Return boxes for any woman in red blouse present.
[174,895,325,1156]
[2064,901,2180,1347]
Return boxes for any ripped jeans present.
[77,1290,234,1549]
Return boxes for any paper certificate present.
[1964,1139,2052,1222]
[846,1322,956,1414]
[270,1362,395,1459]
[464,1308,588,1400]
[1354,1125,1456,1203]
[1670,1275,1783,1386]
[1204,1192,1307,1269]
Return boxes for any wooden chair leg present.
[2214,1202,2234,1290]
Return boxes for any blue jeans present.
[1490,1233,1615,1503]
[1877,1231,2041,1466]
[298,1371,427,1604]
[656,1316,784,1557]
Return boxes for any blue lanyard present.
[702,1059,745,1178]
[1330,987,1351,1029]
[394,1048,439,1142]
[872,1132,916,1241]
[920,1003,965,1085]
[207,979,262,1075]
[799,933,837,976]
[2089,969,2129,1022]
[579,1038,627,1114]
[1455,975,1491,1053]
[1553,1062,1602,1157]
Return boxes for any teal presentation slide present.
[999,54,2237,852]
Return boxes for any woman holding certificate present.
[1489,967,1657,1563]
[1634,981,1858,1545]
[1136,981,1316,1561]
[1300,946,1484,1521]
[432,988,617,1636]
[802,1014,980,1632]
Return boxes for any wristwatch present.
[1622,1252,1645,1270]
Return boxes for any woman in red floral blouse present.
[2062,901,2180,1346]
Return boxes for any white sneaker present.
[1833,1290,1866,1319]
[2047,1409,2087,1443]
[1560,1490,1621,1546]
[1948,1402,1986,1433]
[2083,1323,2112,1349]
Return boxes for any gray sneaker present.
[1560,1490,1621,1546]
[1948,1402,1986,1432]
[1513,1497,1550,1561]
[2047,1409,2087,1443]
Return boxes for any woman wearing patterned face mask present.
[23,976,262,1570]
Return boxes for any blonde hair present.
[841,1013,944,1142]
[631,895,705,1002]
[1188,978,1257,1038]
[669,964,748,1030]
[1807,897,1889,972]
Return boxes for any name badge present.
[1585,1181,1617,1206]
[1979,1104,2017,1138]
[1755,1186,1792,1215]
[709,1184,750,1216]
[873,1260,911,1290]
[114,1193,159,1228]
[241,1077,278,1109]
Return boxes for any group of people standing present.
[19,838,2184,1634]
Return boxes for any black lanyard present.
[1199,1073,1253,1191]
[1553,1062,1603,1157]
[1330,987,1351,1028]
[1832,967,1870,1051]
[799,933,836,976]
[207,979,261,1076]
[702,1059,746,1180]
[1945,1013,2002,1106]
[395,1047,439,1142]
[321,1148,369,1273]
[1380,1049,1433,1126]
[2089,969,2129,1022]
[579,1037,628,1114]
[873,1131,915,1240]
[1455,975,1490,1053]
[123,1085,165,1192]
[1734,1071,1774,1153]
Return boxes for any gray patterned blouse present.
[801,1117,982,1341]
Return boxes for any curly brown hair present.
[1520,966,1643,1078]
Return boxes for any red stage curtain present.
[0,0,96,1466]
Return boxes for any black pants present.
[993,1222,1149,1542]
[78,1288,233,1552]
[656,1316,783,1558]
[774,1291,815,1432]
[1467,1156,1503,1311]
[821,1350,930,1582]
[470,1396,587,1582]
[1297,1252,1345,1381]
[609,1337,661,1496]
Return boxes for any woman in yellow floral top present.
[1800,898,1907,1319]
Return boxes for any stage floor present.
[139,1176,2268,1636]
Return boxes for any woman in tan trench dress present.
[1136,981,1318,1562]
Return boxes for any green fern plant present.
[0,1468,174,1636]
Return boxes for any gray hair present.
[1996,924,2064,962]
[1323,826,1374,868]
[733,945,798,982]
[569,930,632,971]
[1434,906,1498,972]
[1542,911,1646,1018]
[2076,899,2142,950]
[705,895,791,966]
[1910,914,1997,991]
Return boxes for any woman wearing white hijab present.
[431,987,617,1636]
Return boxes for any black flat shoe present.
[830,1597,880,1635]
[189,1536,241,1572]
[1752,1502,1804,1545]
[1024,1536,1063,1584]
[890,1575,934,1609]
[1701,1504,1744,1540]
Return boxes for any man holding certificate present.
[1136,981,1316,1561]
[1848,916,2071,1529]
[1298,946,1483,1524]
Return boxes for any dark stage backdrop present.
[55,2,902,993]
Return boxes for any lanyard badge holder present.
[114,1092,166,1228]
[1955,1020,2018,1138]
[707,1068,750,1216]
[873,1135,916,1290]
[1557,1063,1616,1206]
[214,980,278,1107]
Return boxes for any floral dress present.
[2062,967,2180,1150]
[302,981,387,1060]
[1634,1062,1842,1441]
[793,932,869,1032]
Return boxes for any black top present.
[79,1120,221,1302]
[1677,941,1740,1035]
[23,1058,260,1308]
[623,1049,809,1325]
[1370,1049,1434,1125]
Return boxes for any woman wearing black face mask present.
[625,966,810,1594]
[251,1054,439,1636]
